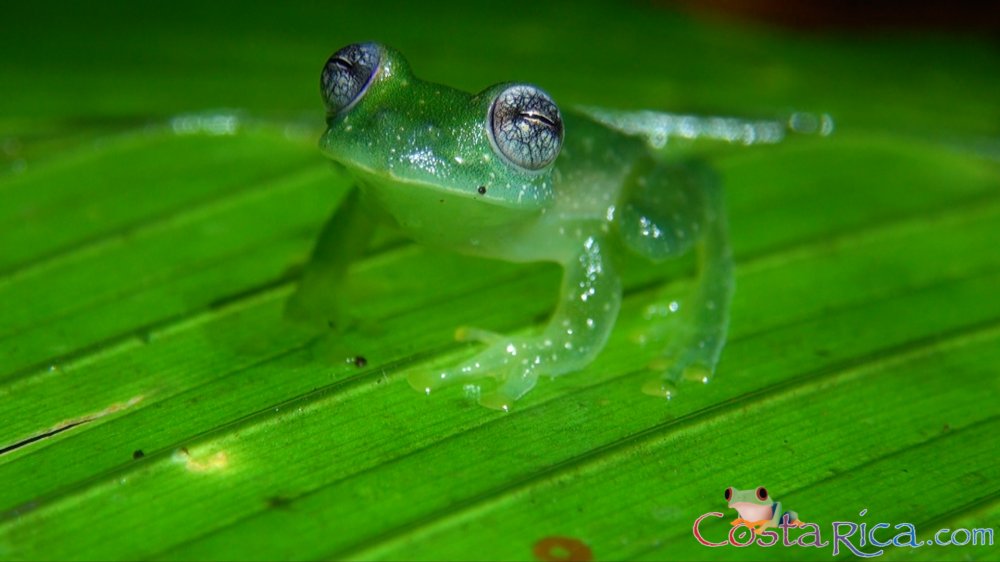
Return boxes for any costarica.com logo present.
[691,486,995,557]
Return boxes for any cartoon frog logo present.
[725,486,805,534]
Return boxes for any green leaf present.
[2,2,998,561]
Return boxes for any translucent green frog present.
[308,42,797,410]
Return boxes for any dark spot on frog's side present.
[354,355,368,367]
[477,185,487,195]
[132,449,145,460]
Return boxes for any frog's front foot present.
[640,356,715,400]
[407,334,556,411]
[740,520,769,535]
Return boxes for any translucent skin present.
[310,43,734,410]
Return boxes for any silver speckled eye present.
[488,85,563,171]
[321,43,381,115]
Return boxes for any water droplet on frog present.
[462,384,481,401]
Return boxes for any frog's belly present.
[359,181,540,254]
[732,502,773,522]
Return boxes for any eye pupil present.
[321,43,380,116]
[489,85,563,171]
[520,111,556,128]
[757,487,768,501]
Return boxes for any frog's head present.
[725,487,772,510]
[319,43,563,241]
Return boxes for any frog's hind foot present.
[641,357,715,400]
[478,376,538,412]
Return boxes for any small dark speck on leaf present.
[354,355,368,367]
[132,449,145,460]
[477,185,487,195]
[942,423,950,432]
[266,496,293,509]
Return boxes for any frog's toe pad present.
[646,358,714,382]
[454,326,504,344]
[641,360,714,401]
[641,379,678,400]
[478,391,515,412]
[407,371,448,395]
[682,363,713,383]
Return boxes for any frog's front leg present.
[286,186,376,327]
[408,234,622,411]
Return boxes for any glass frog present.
[307,42,813,411]
[725,486,805,534]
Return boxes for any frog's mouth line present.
[326,157,550,211]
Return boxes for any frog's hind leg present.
[617,159,734,395]
[783,511,804,527]
[576,106,832,149]
[653,179,734,389]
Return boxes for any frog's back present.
[556,110,723,262]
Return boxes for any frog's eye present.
[488,84,563,171]
[756,487,768,501]
[321,43,381,116]
[724,487,733,501]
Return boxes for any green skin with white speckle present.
[307,43,734,410]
